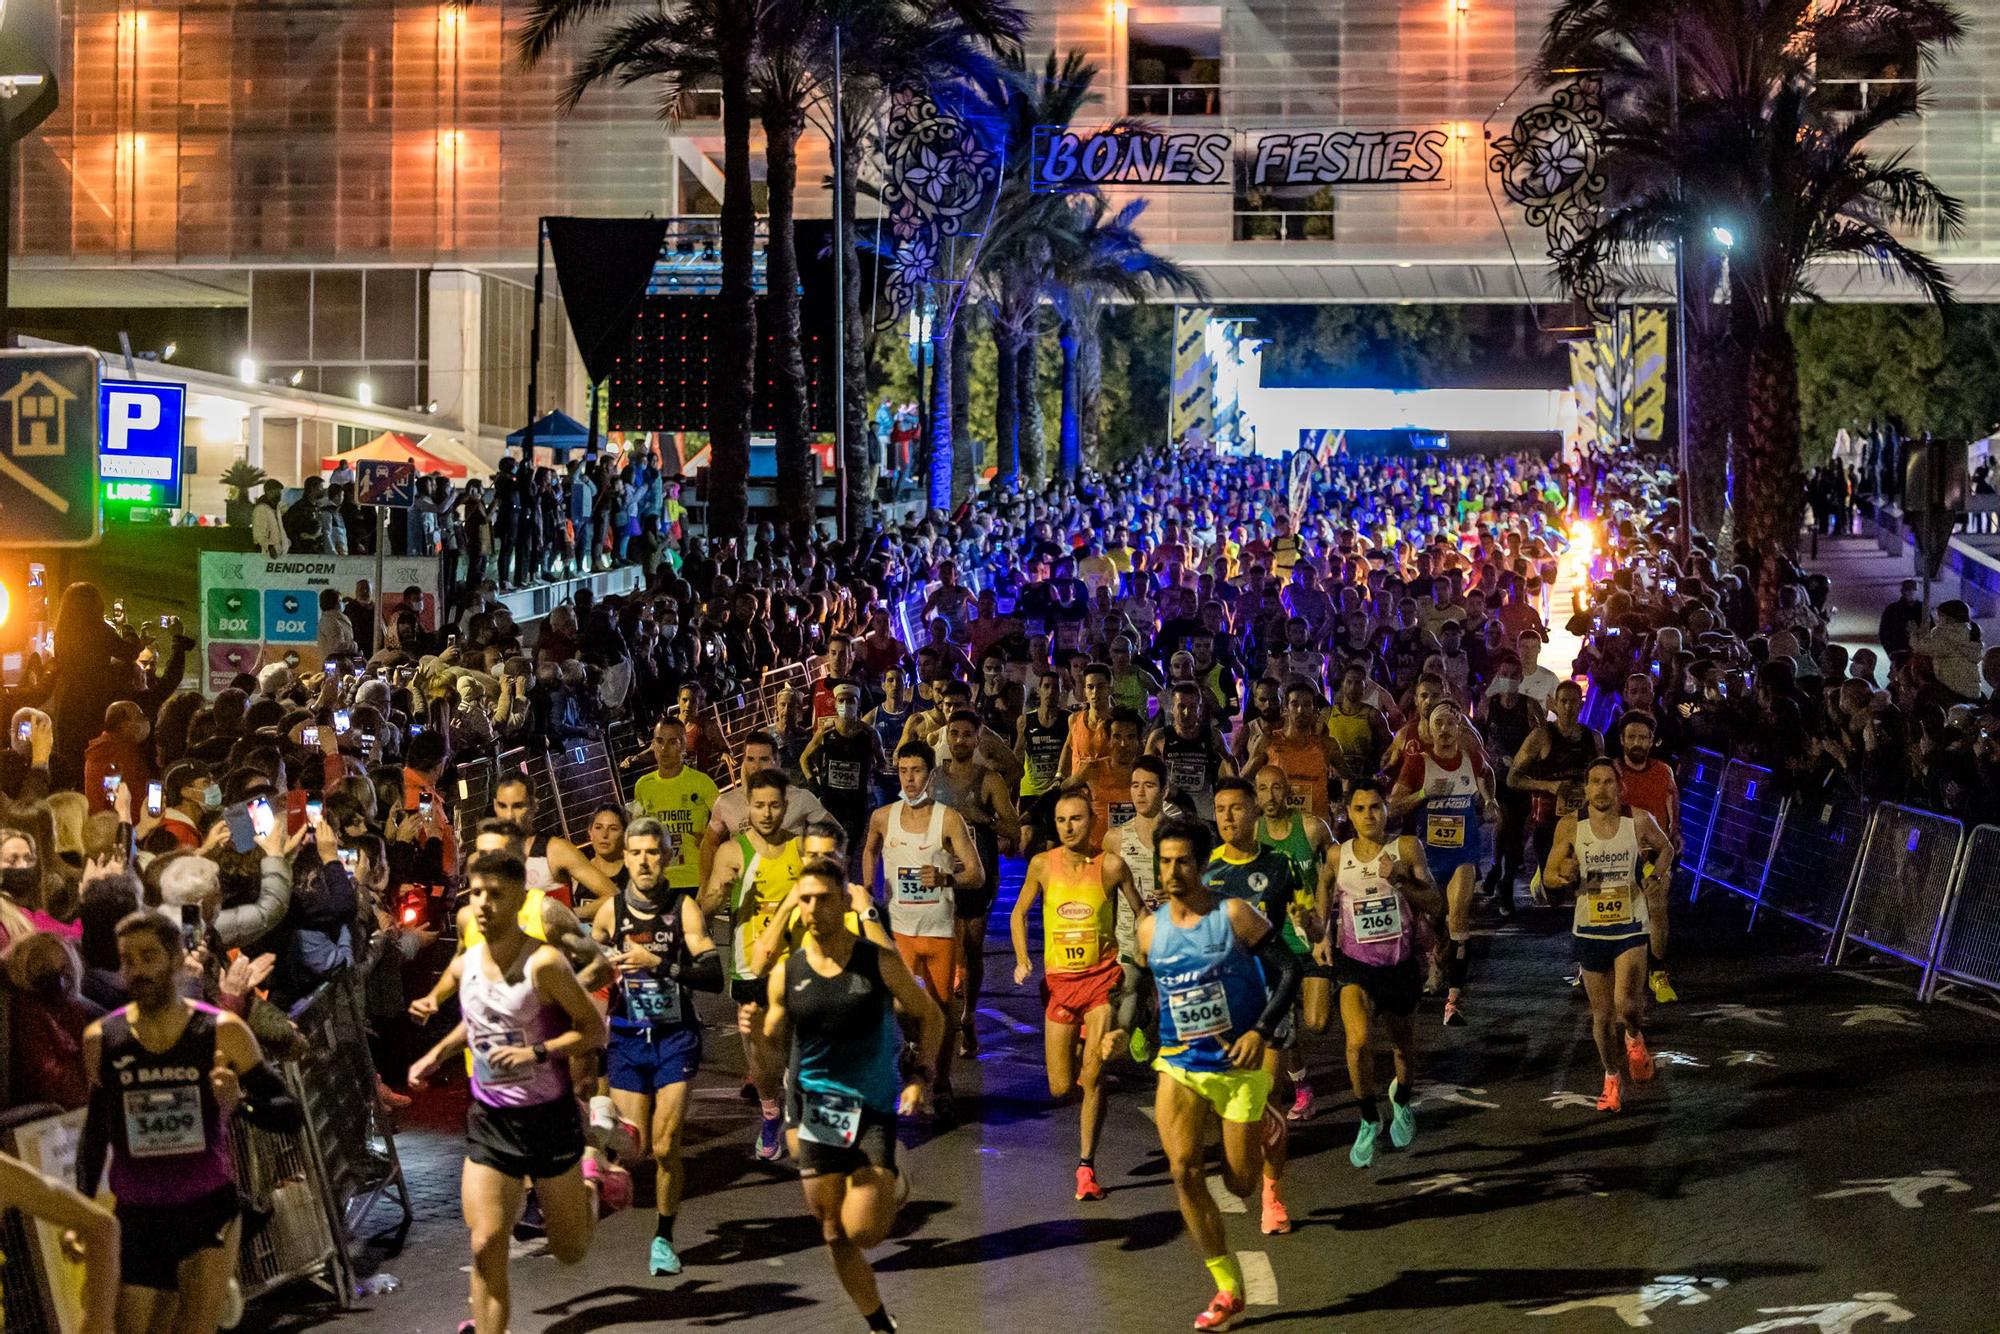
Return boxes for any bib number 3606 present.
[1167,982,1231,1041]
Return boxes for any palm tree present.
[1540,0,1964,612]
[1046,195,1203,477]
[520,0,762,545]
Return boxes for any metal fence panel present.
[1675,748,1725,879]
[605,719,651,803]
[1755,785,1873,936]
[1694,760,1781,902]
[1837,803,1963,971]
[548,739,620,841]
[1926,823,2000,999]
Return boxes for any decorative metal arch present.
[1489,77,1607,313]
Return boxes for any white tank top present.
[1333,838,1413,966]
[881,799,953,939]
[1114,818,1161,910]
[1571,813,1649,938]
[460,942,569,1108]
[525,838,557,894]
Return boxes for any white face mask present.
[905,788,934,808]
[1494,678,1520,697]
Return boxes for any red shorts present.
[895,932,960,1004]
[1042,960,1121,1027]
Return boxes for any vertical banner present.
[1628,308,1667,441]
[1170,306,1217,448]
[199,553,439,691]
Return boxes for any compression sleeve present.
[674,947,726,995]
[77,1084,112,1197]
[1249,929,1304,1041]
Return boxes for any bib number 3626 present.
[800,1090,863,1148]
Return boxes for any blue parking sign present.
[98,379,186,507]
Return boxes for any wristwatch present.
[532,1042,550,1064]
[860,906,882,924]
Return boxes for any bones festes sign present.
[1030,125,1451,192]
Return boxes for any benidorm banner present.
[1030,125,1451,192]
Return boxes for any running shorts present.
[787,1098,899,1179]
[953,823,1003,921]
[894,932,959,1003]
[731,977,768,1007]
[1337,954,1423,1018]
[1042,959,1121,1026]
[467,1095,587,1181]
[117,1184,240,1290]
[1575,932,1648,974]
[607,1024,703,1093]
[1154,1060,1273,1124]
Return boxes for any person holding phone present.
[83,701,153,817]
[2,706,55,803]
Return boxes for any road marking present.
[1237,1250,1279,1305]
[978,1006,1039,1036]
[1206,1174,1246,1214]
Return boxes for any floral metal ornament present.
[878,79,1001,315]
[1490,78,1607,311]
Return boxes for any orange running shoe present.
[1260,1180,1292,1235]
[1074,1165,1106,1201]
[1626,1034,1656,1083]
[1194,1290,1245,1331]
[1595,1071,1622,1113]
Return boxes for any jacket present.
[253,500,288,555]
[1913,620,1983,701]
[83,731,152,814]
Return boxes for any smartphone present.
[146,780,164,817]
[418,792,434,817]
[179,904,202,952]
[361,732,376,748]
[247,795,277,839]
[409,723,427,739]
[224,801,255,854]
[302,725,320,747]
[324,659,336,675]
[334,709,351,735]
[306,797,323,824]
[101,773,122,797]
[337,847,359,873]
[14,721,27,744]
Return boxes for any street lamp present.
[1709,225,1735,250]
[237,356,258,383]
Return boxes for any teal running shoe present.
[1349,1118,1383,1168]
[649,1235,683,1277]
[1388,1079,1416,1149]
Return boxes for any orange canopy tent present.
[321,431,467,479]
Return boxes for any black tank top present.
[101,1004,233,1206]
[1021,709,1071,794]
[1160,728,1220,799]
[1484,697,1537,765]
[1541,723,1603,781]
[609,890,695,1033]
[815,727,875,804]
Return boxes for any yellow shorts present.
[1154,1059,1273,1124]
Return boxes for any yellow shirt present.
[1043,851,1113,974]
[727,833,805,981]
[632,765,721,889]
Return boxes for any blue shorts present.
[1424,840,1483,880]
[608,1024,703,1093]
[1574,933,1647,974]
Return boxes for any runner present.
[1543,759,1673,1111]
[1509,679,1604,965]
[1245,680,1337,822]
[592,817,724,1276]
[699,731,833,878]
[1389,701,1499,1026]
[630,715,723,898]
[1056,660,1115,780]
[408,851,630,1334]
[864,665,917,804]
[490,775,623,908]
[702,769,807,1162]
[1074,707,1146,847]
[78,911,298,1334]
[1148,680,1235,820]
[1611,710,1682,1003]
[764,859,946,1334]
[1322,661,1394,795]
[861,739,983,1126]
[931,709,1021,1057]
[1318,781,1442,1167]
[1477,651,1539,915]
[1250,763,1335,1119]
[1103,816,1303,1331]
[1111,755,1172,1061]
[1009,790,1140,1202]
[1015,670,1072,855]
[801,679,889,859]
[1200,777,1301,1237]
[581,804,631,903]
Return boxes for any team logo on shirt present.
[1249,872,1269,893]
[1056,900,1094,922]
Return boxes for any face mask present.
[905,788,934,808]
[835,701,859,722]
[0,865,36,897]
[202,784,223,810]
[1495,679,1519,697]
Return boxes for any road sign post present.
[0,348,101,547]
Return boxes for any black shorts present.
[732,977,768,1007]
[1337,955,1423,1018]
[118,1184,240,1290]
[787,1096,899,1179]
[467,1095,586,1181]
[953,823,1002,921]
[1575,933,1648,974]
[1303,959,1338,982]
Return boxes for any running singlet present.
[1333,839,1414,967]
[1114,820,1161,910]
[787,938,903,1118]
[632,765,721,890]
[1256,815,1320,956]
[880,799,954,938]
[1203,845,1294,908]
[610,890,699,1035]
[1537,725,1601,821]
[1084,766,1135,846]
[461,941,571,1108]
[1413,751,1484,860]
[525,834,559,896]
[1067,711,1113,776]
[871,705,911,761]
[1324,706,1379,785]
[727,834,806,983]
[1160,729,1221,818]
[1150,904,1268,1074]
[814,728,875,814]
[1264,729,1331,820]
[1043,852,1114,974]
[1020,710,1070,797]
[1572,814,1649,942]
[99,1003,234,1207]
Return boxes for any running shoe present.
[1387,1079,1416,1149]
[1441,991,1466,1026]
[582,1155,633,1215]
[1648,970,1680,1004]
[513,1188,546,1239]
[1286,1081,1316,1122]
[738,1080,758,1103]
[649,1235,683,1277]
[1563,964,1583,988]
[1595,1072,1622,1113]
[932,1089,958,1131]
[1423,957,1445,996]
[588,1096,642,1164]
[1260,1180,1292,1235]
[755,1114,785,1161]
[1128,1027,1156,1065]
[958,1022,980,1058]
[1349,1118,1383,1168]
[1626,1034,1656,1083]
[1074,1165,1106,1201]
[1194,1290,1245,1331]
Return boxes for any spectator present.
[253,480,288,556]
[1879,578,1924,656]
[284,476,329,554]
[1912,600,1982,703]
[81,702,151,817]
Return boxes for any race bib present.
[1349,893,1404,944]
[826,759,863,792]
[1583,887,1635,927]
[1426,813,1466,848]
[799,1089,863,1148]
[621,975,683,1027]
[1024,617,1046,638]
[894,866,941,905]
[1287,790,1308,811]
[1107,802,1136,829]
[471,1027,531,1087]
[1556,781,1585,817]
[123,1086,204,1158]
[1052,927,1100,971]
[1166,981,1232,1041]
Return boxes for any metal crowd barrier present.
[1835,804,1963,978]
[1673,748,1725,892]
[548,738,622,839]
[1925,823,2000,1001]
[1693,761,1782,903]
[1753,786,1872,938]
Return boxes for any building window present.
[1233,185,1334,242]
[1127,7,1222,118]
[1818,33,1918,111]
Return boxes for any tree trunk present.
[1057,318,1081,480]
[1077,309,1104,469]
[951,313,973,502]
[927,322,953,514]
[1018,333,1044,485]
[763,100,814,537]
[1736,322,1805,622]
[838,119,872,539]
[992,317,1022,488]
[706,17,756,545]
[1686,333,1739,540]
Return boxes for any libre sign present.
[1031,125,1451,192]
[98,379,186,507]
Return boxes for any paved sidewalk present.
[262,873,2000,1334]
[1805,531,2000,654]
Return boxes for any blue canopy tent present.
[506,411,593,454]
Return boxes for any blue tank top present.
[1149,903,1267,1073]
[785,937,902,1114]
